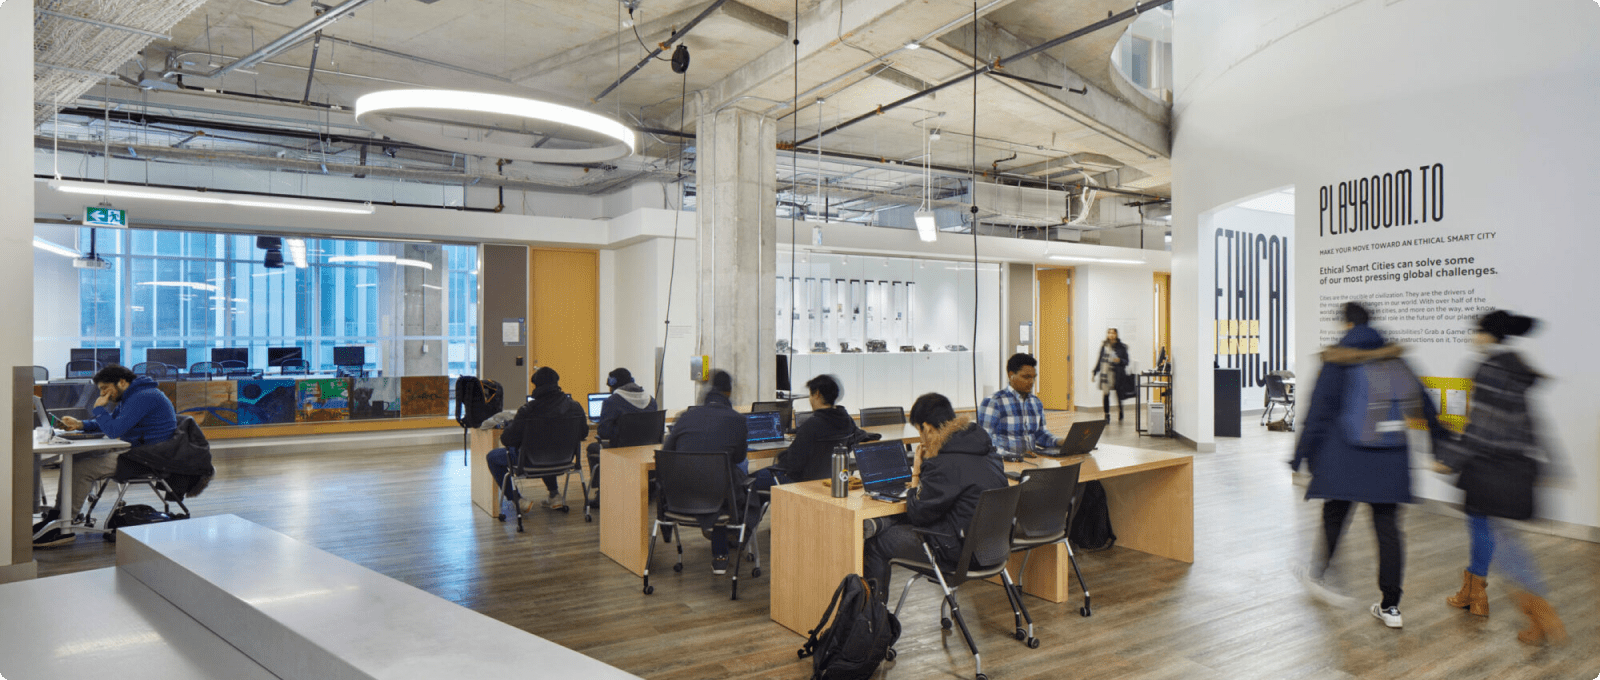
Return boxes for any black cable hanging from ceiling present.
[787,0,799,395]
[969,1,980,411]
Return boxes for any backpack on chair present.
[455,376,504,429]
[798,574,901,679]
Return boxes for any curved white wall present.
[1172,0,1600,528]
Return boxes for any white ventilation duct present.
[33,0,208,126]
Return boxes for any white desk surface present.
[0,568,278,680]
[31,437,129,456]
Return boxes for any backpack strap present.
[798,575,853,659]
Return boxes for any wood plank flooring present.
[31,413,1599,680]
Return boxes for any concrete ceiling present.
[36,0,1172,215]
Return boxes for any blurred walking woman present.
[1092,328,1134,423]
[1436,310,1565,645]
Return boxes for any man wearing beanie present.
[486,365,587,512]
[661,369,747,574]
[586,367,658,507]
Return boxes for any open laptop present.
[45,407,104,441]
[857,441,914,501]
[744,411,791,452]
[1051,419,1107,457]
[586,392,609,422]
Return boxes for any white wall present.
[33,224,81,376]
[1072,264,1162,410]
[1174,0,1600,528]
[3,0,35,577]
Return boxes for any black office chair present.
[81,416,208,535]
[281,359,311,375]
[1009,464,1092,641]
[888,484,1024,680]
[1262,371,1296,428]
[498,414,591,531]
[65,360,100,379]
[612,410,667,447]
[188,362,222,381]
[32,365,48,382]
[132,362,171,379]
[646,449,749,600]
[741,432,859,582]
[219,360,257,378]
[859,406,907,427]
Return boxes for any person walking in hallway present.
[1289,302,1447,628]
[1092,328,1134,423]
[1435,310,1566,645]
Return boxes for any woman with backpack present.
[1435,310,1566,645]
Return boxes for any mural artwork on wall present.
[399,376,449,417]
[175,380,240,427]
[236,379,298,425]
[350,377,403,419]
[297,378,351,422]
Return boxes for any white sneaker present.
[1294,563,1358,608]
[1370,603,1403,628]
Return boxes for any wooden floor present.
[32,413,1599,680]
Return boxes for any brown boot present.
[1515,592,1567,646]
[1445,569,1489,616]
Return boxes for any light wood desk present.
[598,423,922,577]
[768,444,1193,635]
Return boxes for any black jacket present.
[663,392,748,466]
[501,383,586,452]
[597,383,657,442]
[114,416,214,499]
[907,418,1007,568]
[775,405,859,480]
[1093,341,1136,400]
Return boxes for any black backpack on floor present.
[1069,480,1117,551]
[105,504,184,540]
[455,376,504,429]
[798,574,900,680]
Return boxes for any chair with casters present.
[888,484,1025,680]
[611,410,667,448]
[1262,371,1296,428]
[81,416,210,540]
[1010,463,1093,635]
[32,365,48,382]
[646,449,749,599]
[858,406,907,427]
[281,359,312,375]
[132,362,171,379]
[65,360,100,379]
[498,414,591,531]
[187,362,222,381]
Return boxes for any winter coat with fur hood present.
[907,417,1008,567]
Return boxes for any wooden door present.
[529,249,600,397]
[1153,272,1171,365]
[1036,268,1073,410]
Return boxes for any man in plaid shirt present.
[977,353,1060,456]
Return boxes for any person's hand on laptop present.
[59,415,83,431]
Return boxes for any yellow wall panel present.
[529,249,600,397]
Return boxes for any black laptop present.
[857,441,913,501]
[745,411,791,452]
[1049,420,1107,457]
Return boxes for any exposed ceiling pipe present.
[792,0,1175,147]
[169,0,378,80]
[593,0,732,102]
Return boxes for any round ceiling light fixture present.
[355,89,636,164]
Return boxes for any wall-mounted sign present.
[84,206,128,228]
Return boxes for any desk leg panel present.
[770,490,864,636]
[1100,461,1194,563]
[999,544,1069,604]
[598,451,649,577]
[468,430,500,518]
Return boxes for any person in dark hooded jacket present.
[486,366,587,512]
[1290,302,1446,629]
[750,374,860,492]
[586,367,658,507]
[862,392,1007,603]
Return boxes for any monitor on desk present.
[267,346,303,368]
[71,348,121,366]
[211,347,248,365]
[744,411,786,444]
[776,354,791,393]
[587,392,608,421]
[146,348,187,370]
[333,345,366,367]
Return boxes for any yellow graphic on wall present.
[1420,376,1472,433]
[1214,319,1260,355]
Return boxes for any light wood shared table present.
[768,443,1194,635]
[598,423,922,577]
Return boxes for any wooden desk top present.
[603,422,921,465]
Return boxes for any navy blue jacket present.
[663,392,747,466]
[908,418,1007,567]
[597,385,656,442]
[83,376,177,446]
[1290,325,1445,504]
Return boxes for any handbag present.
[1457,449,1536,520]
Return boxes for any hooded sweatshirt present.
[907,416,1007,567]
[774,405,858,480]
[597,382,657,441]
[83,376,177,446]
[500,381,583,451]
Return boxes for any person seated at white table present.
[40,364,177,548]
[976,353,1060,458]
[862,392,1007,603]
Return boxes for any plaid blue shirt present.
[977,386,1059,455]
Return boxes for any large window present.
[35,225,478,379]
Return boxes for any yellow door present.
[529,249,600,397]
[1036,268,1073,410]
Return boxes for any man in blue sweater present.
[41,364,177,547]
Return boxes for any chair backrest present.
[948,485,1023,581]
[1264,374,1287,400]
[515,414,588,470]
[799,432,859,482]
[611,410,666,447]
[1013,463,1082,544]
[65,360,99,378]
[655,449,735,517]
[32,365,48,382]
[858,406,906,427]
[282,359,311,375]
[794,410,814,430]
[189,361,221,379]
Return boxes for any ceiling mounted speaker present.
[263,249,285,269]
[671,45,690,74]
[256,236,283,250]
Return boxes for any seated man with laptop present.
[977,353,1061,460]
[40,364,177,548]
[661,370,747,574]
[585,367,657,507]
[862,392,1007,602]
[749,374,859,493]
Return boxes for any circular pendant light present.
[355,89,636,164]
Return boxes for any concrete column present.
[3,0,37,581]
[695,108,776,406]
[401,243,446,377]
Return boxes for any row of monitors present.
[73,346,368,368]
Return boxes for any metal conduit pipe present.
[169,0,379,79]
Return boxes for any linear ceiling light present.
[32,237,81,258]
[48,179,375,215]
[327,254,434,270]
[139,281,219,292]
[1048,255,1147,265]
[355,89,636,164]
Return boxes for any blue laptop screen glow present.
[745,412,786,443]
[587,393,608,421]
[857,442,912,489]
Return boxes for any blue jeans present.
[749,467,796,495]
[1467,513,1546,596]
[486,448,558,500]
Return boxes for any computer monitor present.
[95,348,121,366]
[211,347,248,365]
[776,354,791,393]
[333,345,366,367]
[587,393,609,421]
[146,348,188,369]
[70,348,96,363]
[267,347,304,368]
[750,400,793,432]
[744,411,786,444]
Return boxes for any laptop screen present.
[587,393,608,421]
[856,441,912,489]
[744,412,785,443]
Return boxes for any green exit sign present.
[85,206,128,228]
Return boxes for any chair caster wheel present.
[559,506,570,514]
[103,532,117,543]
[976,674,989,680]
[1080,606,1092,617]
[885,648,896,661]
[752,567,762,578]
[496,513,505,521]
[797,649,806,659]
[585,515,592,522]
[1014,629,1026,641]
[1027,638,1040,649]
[643,585,654,595]
[673,563,684,573]
[941,617,953,630]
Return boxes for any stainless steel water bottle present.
[831,443,848,498]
